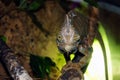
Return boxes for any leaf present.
[18,0,45,11]
[28,1,41,11]
[84,0,98,7]
[44,57,56,66]
[0,35,7,42]
[30,54,57,78]
[18,0,27,9]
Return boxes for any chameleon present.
[57,7,109,80]
[56,8,98,74]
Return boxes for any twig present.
[0,39,33,80]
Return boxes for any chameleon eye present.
[57,35,63,42]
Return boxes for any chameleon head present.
[56,15,80,54]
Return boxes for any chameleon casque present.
[57,8,109,80]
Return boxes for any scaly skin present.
[56,8,97,75]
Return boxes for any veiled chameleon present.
[56,9,97,73]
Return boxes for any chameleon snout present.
[64,45,77,54]
[65,45,72,52]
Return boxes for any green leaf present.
[84,0,98,7]
[44,57,56,66]
[18,0,45,11]
[0,35,7,42]
[30,54,57,78]
[18,0,27,9]
[28,1,41,11]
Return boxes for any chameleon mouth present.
[64,45,72,52]
[57,45,77,54]
[66,47,77,54]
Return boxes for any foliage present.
[30,54,56,78]
[14,0,45,11]
[2,0,98,11]
[84,0,98,7]
[0,35,7,42]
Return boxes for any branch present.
[0,39,33,80]
[58,60,84,80]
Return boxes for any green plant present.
[30,54,56,78]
